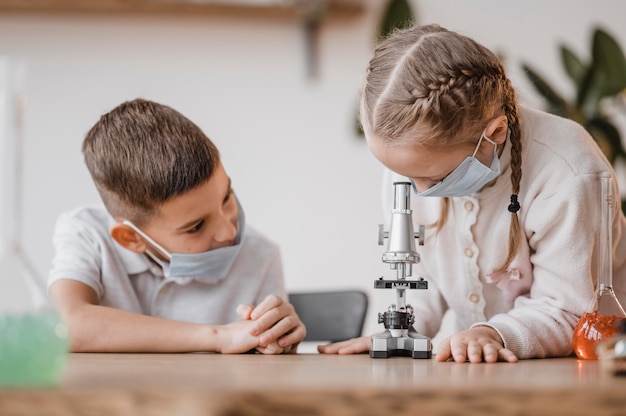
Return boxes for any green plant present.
[354,0,415,137]
[522,27,626,168]
[377,0,414,42]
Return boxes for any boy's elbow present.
[59,305,98,352]
[48,279,101,351]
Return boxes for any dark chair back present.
[289,290,368,342]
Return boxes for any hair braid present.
[495,81,523,272]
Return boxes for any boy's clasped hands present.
[227,294,305,354]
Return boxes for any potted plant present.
[354,0,415,137]
[522,28,626,209]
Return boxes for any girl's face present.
[367,115,509,192]
[368,134,496,193]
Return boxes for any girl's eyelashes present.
[187,220,205,234]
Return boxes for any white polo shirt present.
[48,206,286,325]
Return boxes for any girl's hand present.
[317,336,371,354]
[436,326,518,363]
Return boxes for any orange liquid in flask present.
[572,312,625,360]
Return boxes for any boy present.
[48,98,305,354]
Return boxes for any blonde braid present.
[495,78,523,272]
[432,76,523,270]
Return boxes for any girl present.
[319,24,626,362]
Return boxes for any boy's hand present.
[218,319,288,354]
[216,320,264,354]
[237,295,306,352]
[255,341,287,355]
[435,326,518,363]
[317,336,371,354]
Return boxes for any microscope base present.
[370,328,432,359]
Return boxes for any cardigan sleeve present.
[479,172,607,359]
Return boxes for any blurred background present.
[1,0,625,337]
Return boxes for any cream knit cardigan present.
[381,106,626,359]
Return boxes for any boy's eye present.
[187,220,205,234]
[223,189,233,204]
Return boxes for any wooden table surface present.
[1,351,625,415]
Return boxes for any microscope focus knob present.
[415,224,425,246]
[378,224,388,246]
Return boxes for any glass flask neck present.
[596,173,626,317]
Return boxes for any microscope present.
[371,181,432,359]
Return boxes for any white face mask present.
[413,130,501,197]
[123,197,245,281]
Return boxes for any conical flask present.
[572,173,626,359]
[0,57,69,387]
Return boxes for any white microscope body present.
[371,181,432,359]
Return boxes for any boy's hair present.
[361,24,522,272]
[82,98,220,226]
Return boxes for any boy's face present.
[136,163,238,255]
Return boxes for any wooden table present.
[1,351,625,415]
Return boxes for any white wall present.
[0,0,625,336]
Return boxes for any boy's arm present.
[49,279,262,353]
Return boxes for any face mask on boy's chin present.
[123,197,246,282]
[412,130,501,198]
[145,241,243,282]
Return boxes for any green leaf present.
[576,63,607,119]
[560,45,587,88]
[354,0,415,139]
[586,117,626,164]
[521,64,570,117]
[592,28,626,96]
[378,0,414,41]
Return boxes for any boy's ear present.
[486,115,509,144]
[110,223,147,254]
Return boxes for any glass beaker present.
[0,57,70,387]
[572,173,626,359]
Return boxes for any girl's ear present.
[110,223,147,254]
[485,115,509,144]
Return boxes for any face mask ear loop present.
[472,129,498,158]
[122,220,172,261]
